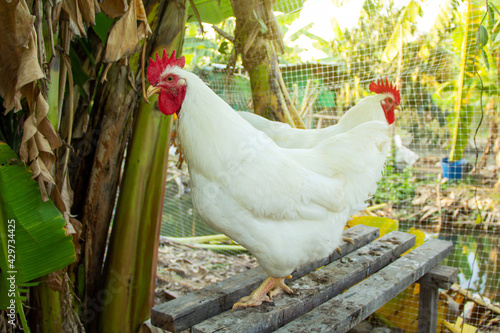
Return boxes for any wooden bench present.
[152,225,457,333]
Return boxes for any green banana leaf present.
[381,0,422,63]
[188,0,305,24]
[449,0,483,162]
[0,141,75,309]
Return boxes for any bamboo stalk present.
[451,283,500,315]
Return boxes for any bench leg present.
[418,283,439,333]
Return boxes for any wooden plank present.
[418,265,458,290]
[417,283,439,333]
[151,225,378,332]
[192,231,415,333]
[276,238,453,333]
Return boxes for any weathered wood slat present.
[152,225,378,332]
[192,231,415,333]
[276,238,453,333]
[418,265,458,290]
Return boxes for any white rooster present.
[146,50,401,309]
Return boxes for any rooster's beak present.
[395,105,402,112]
[146,85,162,99]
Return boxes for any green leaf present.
[489,2,500,18]
[188,0,234,24]
[481,48,490,69]
[487,3,496,30]
[381,0,422,63]
[92,12,115,44]
[218,40,229,54]
[69,48,90,92]
[491,31,500,49]
[362,0,379,18]
[449,1,482,162]
[188,0,305,24]
[276,11,300,26]
[0,142,75,309]
[477,24,488,47]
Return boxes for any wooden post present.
[418,283,439,333]
[417,265,458,333]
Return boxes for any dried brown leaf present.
[137,20,152,41]
[38,118,62,148]
[30,157,56,184]
[50,172,76,235]
[103,0,143,62]
[420,206,439,222]
[62,0,86,37]
[99,0,128,18]
[46,272,64,292]
[0,0,44,111]
[34,131,53,154]
[78,0,97,26]
[135,0,147,21]
[19,115,37,161]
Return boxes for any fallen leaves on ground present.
[372,182,500,233]
[410,184,500,231]
[155,238,257,304]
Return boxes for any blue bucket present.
[441,157,466,180]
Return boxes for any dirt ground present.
[155,238,258,304]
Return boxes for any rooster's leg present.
[232,275,293,310]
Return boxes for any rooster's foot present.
[342,236,354,245]
[232,275,293,310]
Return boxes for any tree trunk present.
[230,0,305,128]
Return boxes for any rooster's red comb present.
[147,49,186,85]
[369,78,400,105]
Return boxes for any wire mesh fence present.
[159,0,500,331]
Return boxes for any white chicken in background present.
[146,51,401,309]
[394,134,420,170]
[237,77,399,149]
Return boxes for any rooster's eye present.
[166,75,174,82]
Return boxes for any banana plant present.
[0,142,75,330]
[381,0,422,64]
[98,0,187,331]
[449,0,484,162]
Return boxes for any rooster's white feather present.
[169,67,390,277]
